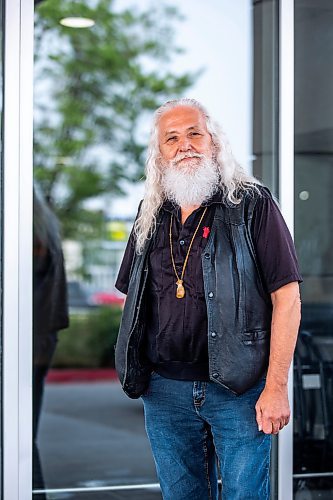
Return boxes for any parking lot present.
[37,380,161,498]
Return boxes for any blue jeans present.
[142,373,271,500]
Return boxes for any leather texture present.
[115,186,273,398]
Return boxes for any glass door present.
[32,1,280,498]
[0,1,293,498]
[294,0,333,497]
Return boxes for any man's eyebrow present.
[187,126,201,131]
[164,125,201,136]
[164,130,179,136]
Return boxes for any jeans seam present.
[203,427,212,500]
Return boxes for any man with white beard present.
[115,99,302,500]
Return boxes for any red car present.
[91,291,125,306]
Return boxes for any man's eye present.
[189,132,201,137]
[166,136,177,143]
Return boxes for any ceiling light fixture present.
[60,17,95,28]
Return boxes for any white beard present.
[161,153,220,207]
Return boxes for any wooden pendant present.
[176,279,185,299]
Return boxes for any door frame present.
[2,0,34,498]
[278,0,295,499]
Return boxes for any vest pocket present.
[242,330,270,345]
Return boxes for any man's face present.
[157,105,219,207]
[158,106,213,168]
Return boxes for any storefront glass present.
[32,0,279,497]
[294,0,333,497]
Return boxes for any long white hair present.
[134,98,260,254]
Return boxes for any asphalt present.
[37,380,162,499]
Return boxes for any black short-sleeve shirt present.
[115,188,302,381]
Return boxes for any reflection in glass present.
[32,0,278,497]
[33,0,196,495]
[33,186,69,495]
[294,0,333,497]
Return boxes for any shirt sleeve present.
[251,189,303,294]
[114,202,142,295]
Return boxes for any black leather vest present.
[115,188,272,398]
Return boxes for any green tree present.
[34,0,198,239]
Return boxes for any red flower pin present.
[203,226,210,239]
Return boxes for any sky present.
[110,0,253,218]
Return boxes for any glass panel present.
[294,0,333,497]
[252,0,279,197]
[32,0,278,497]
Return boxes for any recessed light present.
[60,17,95,28]
[299,190,310,201]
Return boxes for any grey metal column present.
[278,0,294,499]
[3,0,34,498]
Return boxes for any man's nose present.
[178,136,192,151]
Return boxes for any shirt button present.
[212,372,219,379]
[204,253,210,259]
[211,332,217,338]
[208,291,214,298]
[180,240,185,246]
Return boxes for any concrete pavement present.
[37,380,161,498]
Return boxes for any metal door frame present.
[2,0,34,498]
[278,1,294,499]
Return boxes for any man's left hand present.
[255,384,290,434]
